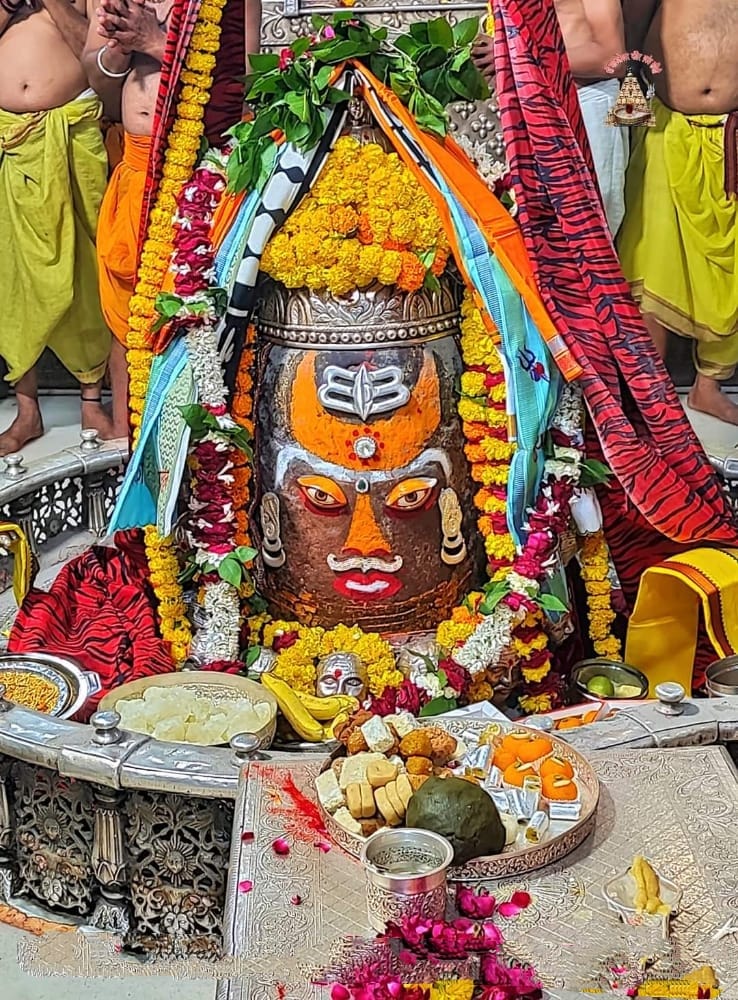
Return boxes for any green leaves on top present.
[226,13,488,193]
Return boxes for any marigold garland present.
[457,293,516,574]
[232,325,256,550]
[260,136,450,296]
[144,525,191,662]
[265,622,403,697]
[134,0,226,659]
[580,530,622,659]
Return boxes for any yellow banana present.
[323,710,351,740]
[261,674,324,742]
[294,691,359,720]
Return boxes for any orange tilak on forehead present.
[290,354,442,470]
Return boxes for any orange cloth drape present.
[354,63,581,381]
[97,133,151,344]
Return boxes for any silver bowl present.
[572,659,649,702]
[705,656,738,697]
[0,653,101,718]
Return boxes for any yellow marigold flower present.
[519,693,553,714]
[377,249,403,285]
[389,208,416,243]
[467,677,494,704]
[326,264,355,296]
[430,980,475,1000]
[436,619,476,650]
[460,371,486,397]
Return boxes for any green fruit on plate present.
[586,675,615,697]
[405,775,505,865]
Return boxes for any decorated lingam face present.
[316,652,367,698]
[255,341,482,631]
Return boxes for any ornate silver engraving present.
[12,763,95,914]
[256,277,462,350]
[318,363,410,420]
[124,790,234,958]
[259,492,286,569]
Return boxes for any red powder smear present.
[259,766,329,846]
[276,984,287,1000]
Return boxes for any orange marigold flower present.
[357,213,374,245]
[331,205,359,236]
[431,246,450,276]
[382,239,409,252]
[396,252,427,293]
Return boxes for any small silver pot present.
[705,656,738,697]
[360,827,453,932]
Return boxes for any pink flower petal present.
[398,949,418,967]
[331,986,351,1000]
[290,895,302,906]
[241,831,254,843]
[238,879,253,894]
[510,890,531,908]
[315,839,332,853]
[272,837,290,856]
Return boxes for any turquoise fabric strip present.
[361,90,560,544]
[108,338,192,534]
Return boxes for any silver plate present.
[319,718,599,881]
[0,653,100,718]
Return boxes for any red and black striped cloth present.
[493,0,738,608]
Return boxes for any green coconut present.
[405,775,505,865]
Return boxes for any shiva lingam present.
[251,98,484,637]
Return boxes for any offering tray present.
[318,717,599,881]
[0,652,101,719]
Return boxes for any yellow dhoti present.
[0,94,111,384]
[625,548,738,694]
[618,97,738,379]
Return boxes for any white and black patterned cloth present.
[220,75,351,389]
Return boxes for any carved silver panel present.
[11,762,95,914]
[124,790,234,958]
[0,465,123,566]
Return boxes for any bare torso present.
[121,52,160,135]
[118,0,172,135]
[644,0,738,114]
[0,1,88,112]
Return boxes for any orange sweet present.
[539,755,575,780]
[583,710,600,724]
[542,775,579,801]
[500,731,552,762]
[517,735,553,763]
[556,717,582,730]
[493,746,519,770]
[503,761,538,787]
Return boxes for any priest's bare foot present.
[81,398,127,440]
[0,406,44,456]
[0,369,44,457]
[687,375,738,426]
[471,34,496,82]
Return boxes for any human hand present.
[97,0,163,57]
[471,34,496,80]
